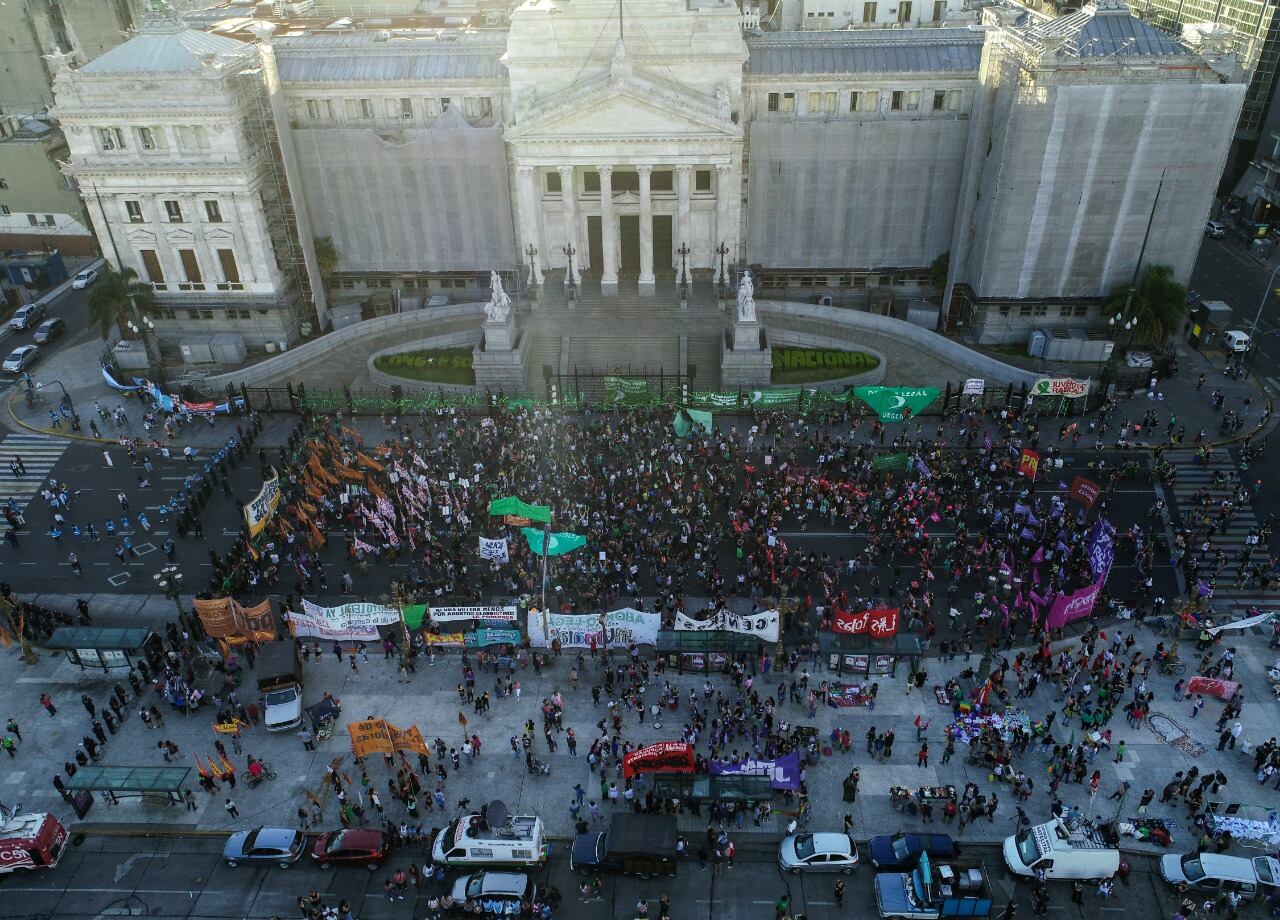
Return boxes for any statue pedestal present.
[473,312,530,394]
[721,319,772,389]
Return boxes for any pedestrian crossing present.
[0,433,70,512]
[1163,448,1276,623]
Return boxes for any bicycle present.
[1158,658,1186,676]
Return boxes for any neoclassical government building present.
[52,0,1245,349]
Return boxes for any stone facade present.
[52,0,1243,352]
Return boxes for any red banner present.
[1186,676,1240,700]
[832,607,900,638]
[1068,475,1101,509]
[622,741,695,778]
[1017,448,1040,481]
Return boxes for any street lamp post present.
[677,242,690,305]
[525,243,539,305]
[0,588,38,665]
[716,242,729,302]
[126,305,162,387]
[1248,261,1280,346]
[153,565,185,619]
[562,244,577,304]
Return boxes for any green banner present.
[871,452,912,472]
[749,387,803,407]
[688,391,741,409]
[673,409,713,437]
[853,386,940,422]
[402,604,428,630]
[521,527,587,557]
[605,377,650,405]
[488,496,552,525]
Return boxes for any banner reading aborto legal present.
[286,599,400,641]
[526,608,662,649]
[710,751,803,790]
[622,741,695,778]
[853,386,941,423]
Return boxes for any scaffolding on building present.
[238,63,317,340]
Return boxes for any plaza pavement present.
[2,607,1277,862]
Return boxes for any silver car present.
[2,345,40,374]
[778,832,859,874]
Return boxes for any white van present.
[1003,819,1121,881]
[1160,852,1280,899]
[1224,330,1252,352]
[431,812,547,869]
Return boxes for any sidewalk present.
[5,600,1276,858]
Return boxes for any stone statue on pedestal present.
[484,270,511,323]
[736,269,756,324]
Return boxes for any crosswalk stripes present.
[1162,448,1275,620]
[0,432,70,512]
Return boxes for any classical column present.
[715,163,731,284]
[598,165,618,295]
[676,165,692,280]
[557,166,580,286]
[516,165,544,287]
[637,164,655,295]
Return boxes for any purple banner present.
[708,751,802,790]
[1046,580,1103,629]
[1087,518,1115,582]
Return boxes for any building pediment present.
[164,228,194,244]
[508,54,741,144]
[125,227,157,243]
[204,227,235,243]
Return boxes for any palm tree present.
[1103,265,1186,347]
[86,266,155,341]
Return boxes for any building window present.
[891,91,904,111]
[947,90,962,111]
[306,99,323,119]
[422,98,440,117]
[216,249,242,290]
[44,214,55,226]
[808,91,836,114]
[125,200,144,223]
[204,200,223,223]
[440,97,451,112]
[164,200,183,223]
[583,171,600,194]
[933,90,947,111]
[178,249,203,288]
[545,171,562,194]
[781,92,796,113]
[139,250,165,287]
[851,90,880,112]
[767,92,780,112]
[898,0,912,21]
[137,126,157,150]
[154,306,176,320]
[359,98,375,119]
[891,90,920,111]
[651,170,673,192]
[695,170,712,192]
[1018,304,1033,317]
[863,1,877,20]
[400,97,413,118]
[1032,304,1048,317]
[96,127,126,151]
[0,179,7,188]
[1073,304,1089,317]
[478,97,493,118]
[933,0,945,19]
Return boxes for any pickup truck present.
[874,855,992,919]
[570,813,677,878]
[257,640,303,732]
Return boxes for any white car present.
[71,268,99,289]
[779,833,859,874]
[1205,220,1227,239]
[2,344,40,374]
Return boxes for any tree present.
[1103,264,1185,347]
[313,237,338,278]
[86,266,154,341]
[929,251,950,291]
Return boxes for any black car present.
[32,317,66,344]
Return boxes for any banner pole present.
[541,519,551,639]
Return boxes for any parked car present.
[2,345,40,375]
[1160,852,1280,899]
[311,829,389,869]
[32,318,66,344]
[9,302,46,330]
[71,268,99,289]
[778,833,859,874]
[1205,220,1227,239]
[868,833,960,870]
[449,871,537,914]
[222,826,306,868]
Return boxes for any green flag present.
[872,452,911,472]
[402,604,428,630]
[748,388,802,407]
[673,409,714,437]
[853,386,940,422]
[488,496,551,525]
[521,527,587,557]
[605,376,649,405]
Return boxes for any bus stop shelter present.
[656,630,762,673]
[824,633,921,677]
[652,773,774,803]
[66,766,191,808]
[44,627,159,672]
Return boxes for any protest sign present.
[1017,448,1040,480]
[526,608,662,649]
[478,537,509,563]
[428,605,518,624]
[287,600,399,641]
[623,741,695,778]
[1068,475,1101,510]
[832,606,900,638]
[244,467,281,538]
[709,751,802,790]
[674,609,779,643]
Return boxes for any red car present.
[311,829,390,869]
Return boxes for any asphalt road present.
[1189,236,1280,384]
[1,281,94,393]
[0,834,1189,920]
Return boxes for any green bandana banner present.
[871,452,911,472]
[688,391,741,409]
[673,409,713,437]
[488,496,552,525]
[853,386,940,422]
[521,528,587,557]
[605,377,650,405]
[749,388,802,407]
[402,604,428,630]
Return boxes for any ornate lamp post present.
[562,244,577,304]
[677,242,690,306]
[716,241,729,305]
[525,243,539,295]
